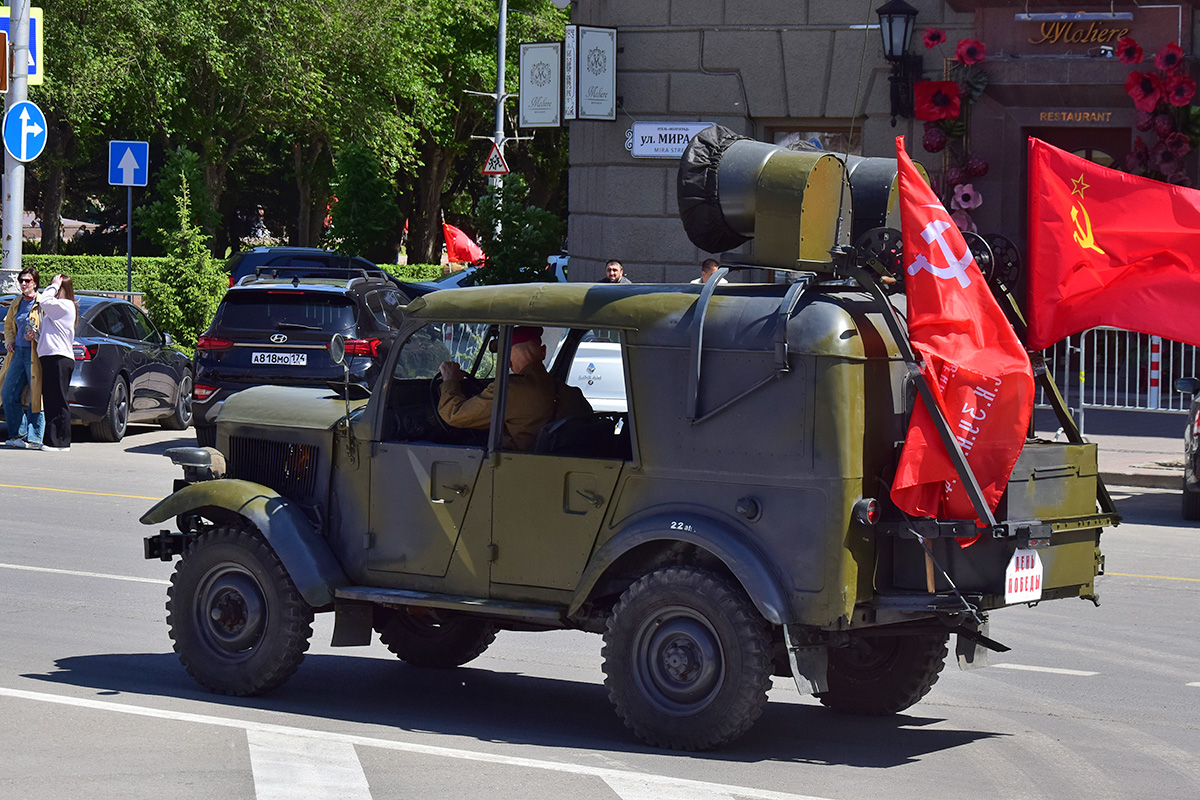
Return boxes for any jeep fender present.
[140,479,349,608]
[570,511,791,624]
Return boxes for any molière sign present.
[625,122,714,159]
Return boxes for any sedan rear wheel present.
[162,372,193,430]
[90,376,129,442]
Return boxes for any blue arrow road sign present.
[0,7,44,85]
[109,140,150,186]
[3,100,47,162]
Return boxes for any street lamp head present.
[877,0,918,62]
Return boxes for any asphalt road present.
[0,426,1197,800]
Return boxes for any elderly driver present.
[438,326,591,451]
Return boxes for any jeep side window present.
[393,322,495,380]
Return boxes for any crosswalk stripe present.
[248,729,372,800]
[604,774,737,800]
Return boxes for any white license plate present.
[251,351,307,366]
[1004,548,1044,604]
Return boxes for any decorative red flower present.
[1155,42,1185,73]
[923,28,946,49]
[1125,70,1163,113]
[1116,36,1143,64]
[945,167,967,188]
[1168,172,1192,188]
[914,81,961,121]
[1153,141,1183,173]
[1164,73,1197,107]
[965,155,989,178]
[1135,109,1154,131]
[955,38,986,66]
[1125,138,1150,171]
[1165,131,1192,157]
[1154,112,1175,138]
[922,123,948,153]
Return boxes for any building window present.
[771,129,862,156]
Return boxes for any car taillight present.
[197,334,235,352]
[338,338,381,358]
[193,383,218,401]
[73,344,98,361]
[228,275,235,288]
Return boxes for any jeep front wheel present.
[167,525,313,695]
[817,632,948,716]
[374,607,497,668]
[602,566,772,751]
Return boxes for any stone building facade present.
[561,1,1200,283]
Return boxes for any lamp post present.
[877,0,921,127]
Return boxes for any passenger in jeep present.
[438,325,591,450]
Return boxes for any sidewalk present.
[1033,408,1185,490]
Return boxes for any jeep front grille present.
[227,436,318,501]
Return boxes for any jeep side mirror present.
[329,333,346,366]
[1177,377,1199,394]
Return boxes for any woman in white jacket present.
[36,273,77,451]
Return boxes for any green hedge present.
[20,254,445,291]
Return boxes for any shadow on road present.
[23,650,1002,766]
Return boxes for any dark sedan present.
[0,293,192,442]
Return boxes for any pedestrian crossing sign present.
[482,143,509,176]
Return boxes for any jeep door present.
[365,322,493,583]
[488,328,628,595]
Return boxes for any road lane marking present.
[604,774,737,800]
[0,687,834,800]
[1188,682,1200,688]
[991,664,1099,676]
[0,482,158,500]
[248,729,372,800]
[0,562,169,585]
[1106,572,1200,583]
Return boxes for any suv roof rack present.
[241,265,391,287]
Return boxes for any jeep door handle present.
[447,484,468,495]
[576,489,604,508]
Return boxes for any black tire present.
[166,525,314,695]
[817,632,948,716]
[89,375,129,442]
[195,424,216,448]
[601,566,772,751]
[1182,478,1200,521]
[161,371,193,430]
[374,607,497,668]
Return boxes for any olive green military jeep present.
[141,130,1116,751]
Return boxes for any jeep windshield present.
[214,290,357,333]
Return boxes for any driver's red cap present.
[512,326,544,345]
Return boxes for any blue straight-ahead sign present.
[109,140,149,186]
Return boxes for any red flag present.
[443,223,484,264]
[1027,137,1200,350]
[890,137,1035,523]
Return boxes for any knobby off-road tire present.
[167,525,314,695]
[375,607,497,668]
[1182,478,1200,521]
[90,375,129,442]
[817,632,949,716]
[602,566,772,751]
[161,371,193,430]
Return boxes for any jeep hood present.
[218,385,368,430]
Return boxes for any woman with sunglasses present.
[35,273,77,451]
[1,267,46,449]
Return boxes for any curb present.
[1100,471,1179,491]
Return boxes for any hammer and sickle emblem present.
[906,218,973,288]
[1071,202,1106,255]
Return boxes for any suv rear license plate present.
[252,352,307,366]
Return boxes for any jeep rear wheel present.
[817,632,948,716]
[1182,478,1200,520]
[374,607,497,668]
[167,525,313,695]
[602,566,772,751]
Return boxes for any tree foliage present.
[326,144,400,260]
[473,175,563,284]
[32,0,569,262]
[143,175,228,350]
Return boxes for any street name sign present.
[109,140,150,186]
[3,99,45,162]
[0,6,44,85]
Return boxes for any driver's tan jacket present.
[438,362,590,451]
